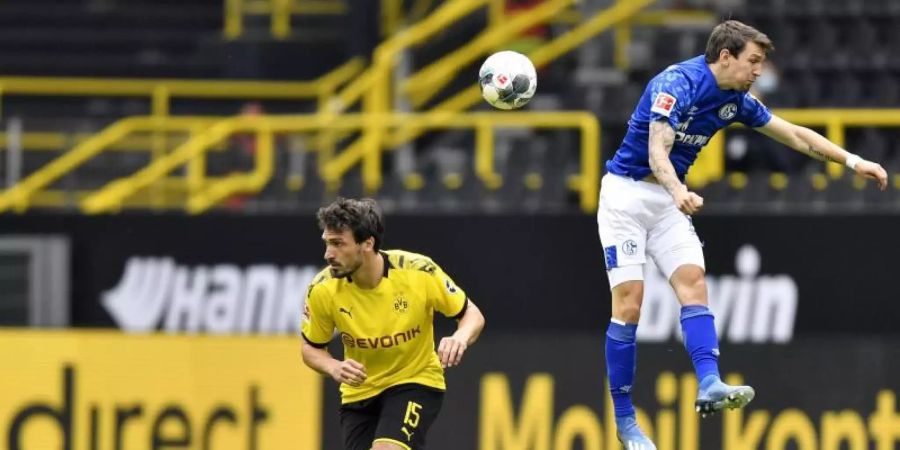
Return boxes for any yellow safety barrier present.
[0,117,220,213]
[0,131,234,152]
[686,109,900,187]
[76,111,599,214]
[0,330,321,450]
[317,0,654,190]
[613,9,716,70]
[320,0,654,194]
[0,59,362,208]
[319,0,491,177]
[401,0,576,108]
[332,0,490,114]
[0,58,363,119]
[382,0,437,37]
[224,0,348,39]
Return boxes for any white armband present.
[845,154,862,170]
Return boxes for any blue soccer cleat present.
[615,415,657,450]
[695,375,755,418]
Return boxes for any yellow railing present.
[0,131,213,152]
[687,109,900,188]
[330,0,490,114]
[0,58,363,120]
[317,0,492,181]
[382,0,440,37]
[0,58,363,204]
[613,9,716,70]
[0,117,220,213]
[67,111,599,214]
[224,0,441,41]
[400,0,576,108]
[224,0,348,40]
[322,0,655,191]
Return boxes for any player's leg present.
[648,211,754,418]
[371,383,444,450]
[608,278,657,450]
[598,174,655,449]
[340,397,381,450]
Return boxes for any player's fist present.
[673,188,704,215]
[855,160,888,191]
[331,358,367,386]
[438,335,468,369]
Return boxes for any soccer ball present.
[478,51,537,110]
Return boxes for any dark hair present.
[704,20,774,64]
[316,197,385,251]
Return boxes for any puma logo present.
[339,307,353,319]
[401,426,414,441]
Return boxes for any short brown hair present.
[704,20,774,64]
[316,197,385,251]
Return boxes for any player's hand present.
[854,160,888,191]
[331,358,367,386]
[437,335,468,369]
[673,187,704,215]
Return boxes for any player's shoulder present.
[307,266,339,299]
[383,249,440,274]
[652,55,705,87]
[742,90,765,105]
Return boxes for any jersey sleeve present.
[737,92,772,127]
[301,283,334,348]
[647,69,694,128]
[423,261,468,319]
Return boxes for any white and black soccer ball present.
[478,51,537,110]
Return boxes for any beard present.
[330,259,362,279]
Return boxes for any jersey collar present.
[346,251,393,284]
[379,250,394,277]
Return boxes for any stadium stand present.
[0,0,898,214]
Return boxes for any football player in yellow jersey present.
[301,198,486,450]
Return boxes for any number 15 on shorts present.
[401,401,422,441]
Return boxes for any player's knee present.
[670,264,707,304]
[616,303,642,323]
[612,280,644,322]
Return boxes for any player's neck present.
[352,252,384,289]
[707,62,737,91]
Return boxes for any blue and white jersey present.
[606,55,772,181]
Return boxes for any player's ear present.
[719,48,732,65]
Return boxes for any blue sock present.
[606,320,638,418]
[680,305,720,383]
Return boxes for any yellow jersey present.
[301,249,468,403]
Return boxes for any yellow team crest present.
[394,294,409,313]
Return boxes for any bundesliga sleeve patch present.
[651,92,677,117]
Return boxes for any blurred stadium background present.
[0,0,898,449]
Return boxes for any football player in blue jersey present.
[599,20,887,450]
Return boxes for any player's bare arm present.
[648,120,705,214]
[437,299,485,369]
[301,341,368,387]
[757,115,888,190]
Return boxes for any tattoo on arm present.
[805,144,838,163]
[648,121,684,195]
